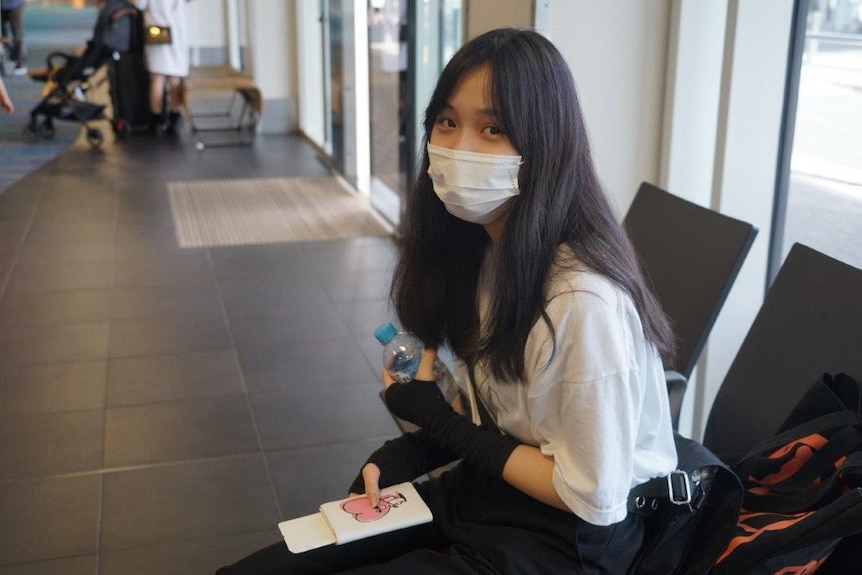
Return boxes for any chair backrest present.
[624,182,758,379]
[703,243,862,464]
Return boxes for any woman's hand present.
[348,463,382,507]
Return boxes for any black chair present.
[703,243,862,465]
[624,182,758,428]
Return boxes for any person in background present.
[135,0,189,135]
[0,75,13,113]
[1,0,27,75]
[216,27,679,575]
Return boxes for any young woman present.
[217,27,677,575]
[135,0,189,134]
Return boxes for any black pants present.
[1,5,25,66]
[216,465,645,575]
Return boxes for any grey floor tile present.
[104,395,258,468]
[217,275,325,317]
[298,236,398,275]
[0,555,97,575]
[318,268,392,302]
[24,221,116,244]
[209,242,308,280]
[0,221,29,249]
[251,384,399,451]
[237,336,377,394]
[268,438,389,517]
[0,249,18,281]
[32,204,117,226]
[110,283,224,321]
[107,350,243,407]
[0,410,105,480]
[228,301,352,351]
[108,314,232,358]
[0,361,107,416]
[0,290,112,327]
[0,322,110,367]
[332,297,395,338]
[3,262,114,294]
[112,251,214,288]
[14,240,115,268]
[0,475,100,565]
[101,456,280,551]
[100,531,277,575]
[112,235,187,261]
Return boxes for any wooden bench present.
[181,65,263,149]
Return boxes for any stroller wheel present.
[86,128,104,148]
[113,118,132,140]
[112,119,130,139]
[22,126,40,143]
[38,123,56,139]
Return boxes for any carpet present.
[0,74,79,193]
[168,176,394,248]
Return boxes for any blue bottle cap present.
[374,322,398,345]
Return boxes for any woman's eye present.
[482,125,504,136]
[437,117,456,129]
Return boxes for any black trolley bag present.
[107,3,151,137]
[710,373,862,574]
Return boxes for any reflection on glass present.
[440,0,462,66]
[367,0,462,226]
[783,0,862,269]
[368,0,408,210]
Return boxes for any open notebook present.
[278,482,433,553]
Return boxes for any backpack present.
[629,433,744,575]
[709,373,862,574]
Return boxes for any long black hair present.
[392,28,674,382]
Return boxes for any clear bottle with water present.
[374,322,459,403]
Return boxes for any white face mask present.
[427,143,523,225]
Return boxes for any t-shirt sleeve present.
[525,287,644,526]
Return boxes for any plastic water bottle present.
[373,322,459,403]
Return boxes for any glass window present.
[776,0,862,273]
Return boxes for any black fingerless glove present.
[384,380,520,479]
[347,431,459,495]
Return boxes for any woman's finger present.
[362,463,381,507]
[382,367,396,390]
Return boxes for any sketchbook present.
[278,481,433,553]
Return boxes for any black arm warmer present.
[348,430,459,495]
[384,380,520,480]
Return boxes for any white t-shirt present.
[452,246,678,526]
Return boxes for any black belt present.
[627,470,694,516]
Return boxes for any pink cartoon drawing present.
[341,491,408,522]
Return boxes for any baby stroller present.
[23,0,147,148]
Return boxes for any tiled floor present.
[0,131,402,574]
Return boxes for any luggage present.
[109,48,151,136]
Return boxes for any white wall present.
[186,0,226,51]
[247,0,297,133]
[693,0,795,438]
[466,0,533,38]
[661,0,728,437]
[543,1,671,217]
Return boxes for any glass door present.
[325,0,347,174]
[367,0,408,224]
[367,0,463,227]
